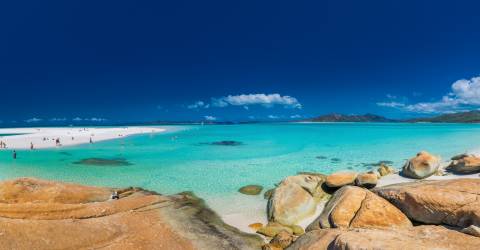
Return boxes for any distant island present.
[303,111,480,123]
[303,113,395,123]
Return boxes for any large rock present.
[447,154,480,174]
[267,182,317,226]
[401,151,440,179]
[374,178,480,228]
[325,172,357,188]
[354,172,378,188]
[287,226,480,250]
[307,186,411,231]
[0,178,262,249]
[267,174,327,226]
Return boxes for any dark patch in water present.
[73,158,133,167]
[59,152,72,156]
[199,140,243,146]
[316,156,328,160]
[361,160,394,167]
[330,158,341,163]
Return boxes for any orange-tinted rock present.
[249,222,264,231]
[0,178,262,249]
[268,174,327,226]
[325,172,357,188]
[377,163,395,177]
[307,186,411,231]
[354,172,378,188]
[447,154,480,174]
[374,178,480,228]
[288,226,480,250]
[401,151,440,179]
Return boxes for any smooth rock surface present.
[401,151,440,179]
[325,172,357,188]
[354,172,378,188]
[447,154,480,174]
[268,174,327,226]
[0,178,262,250]
[377,164,396,177]
[307,186,412,231]
[288,226,480,250]
[239,185,264,195]
[374,178,480,228]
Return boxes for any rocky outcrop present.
[307,186,412,231]
[267,174,327,226]
[374,178,480,228]
[288,226,480,250]
[238,184,263,195]
[325,172,357,188]
[447,154,480,174]
[354,172,378,188]
[0,178,262,250]
[401,151,440,179]
[377,163,395,177]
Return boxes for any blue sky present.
[1,0,480,124]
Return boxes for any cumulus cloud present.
[290,114,302,119]
[204,115,217,121]
[187,101,209,109]
[377,76,480,113]
[212,93,301,109]
[72,117,107,122]
[49,118,67,122]
[25,117,42,123]
[268,115,279,119]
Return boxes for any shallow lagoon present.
[1,123,480,220]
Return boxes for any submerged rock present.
[73,157,132,166]
[374,178,480,228]
[401,151,440,179]
[325,172,357,188]
[239,185,263,195]
[0,178,262,249]
[307,186,411,231]
[288,226,480,250]
[202,140,243,146]
[447,154,480,174]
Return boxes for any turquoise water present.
[1,123,480,208]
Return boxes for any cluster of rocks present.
[247,151,480,250]
[401,151,480,178]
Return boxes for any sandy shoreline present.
[0,127,166,149]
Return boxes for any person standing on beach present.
[89,137,93,143]
[13,150,16,159]
[30,142,34,150]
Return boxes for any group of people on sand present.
[0,141,6,148]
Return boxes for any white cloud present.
[49,118,67,122]
[73,117,82,121]
[290,114,302,119]
[377,76,480,113]
[212,93,302,109]
[204,115,217,121]
[25,117,42,123]
[85,117,107,122]
[248,115,255,119]
[268,115,279,119]
[188,101,208,109]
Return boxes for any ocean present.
[1,122,480,221]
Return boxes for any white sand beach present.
[0,127,166,149]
